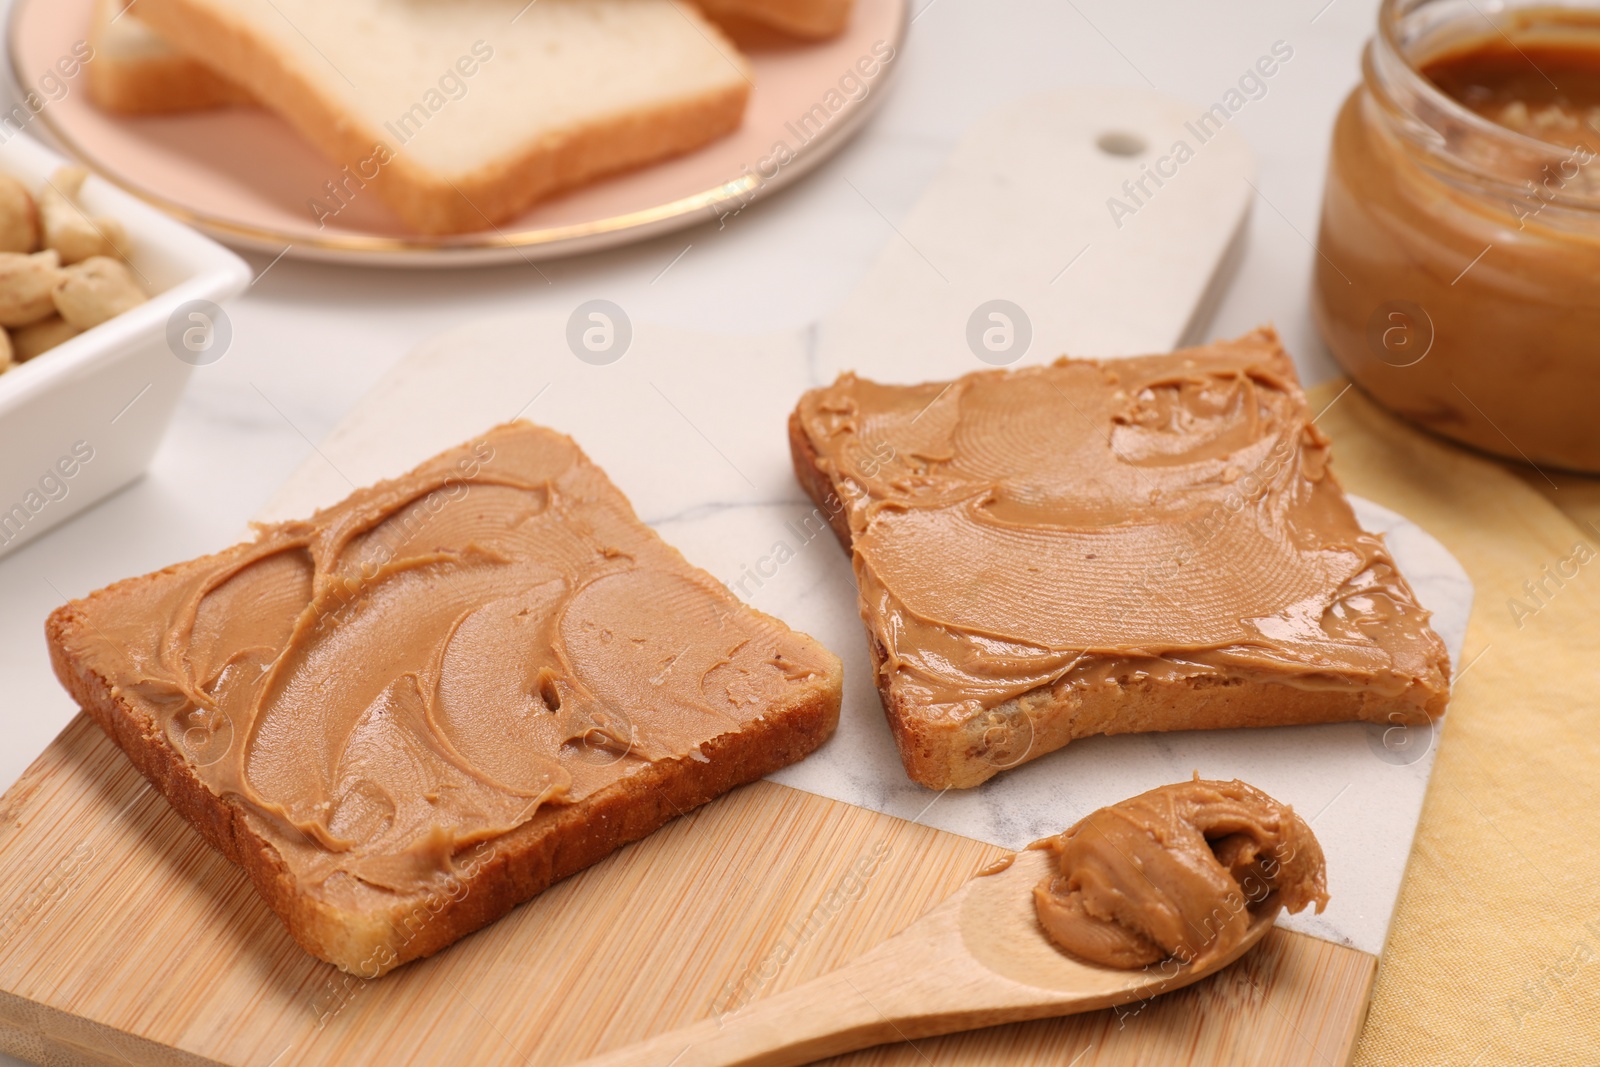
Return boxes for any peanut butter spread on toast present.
[58,422,835,895]
[792,330,1450,730]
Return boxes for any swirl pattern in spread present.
[1031,777,1329,969]
[67,423,835,898]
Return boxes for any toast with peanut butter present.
[790,328,1450,790]
[47,422,841,974]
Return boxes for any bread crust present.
[695,0,854,39]
[48,573,840,975]
[87,0,254,114]
[130,0,752,235]
[789,401,1445,791]
[88,56,253,115]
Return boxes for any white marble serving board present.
[815,86,1257,380]
[257,315,1470,960]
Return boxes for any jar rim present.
[1368,0,1600,213]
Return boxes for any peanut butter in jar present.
[1313,1,1600,472]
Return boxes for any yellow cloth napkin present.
[1310,383,1600,1065]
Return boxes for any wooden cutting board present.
[0,90,1390,1066]
[0,715,1375,1067]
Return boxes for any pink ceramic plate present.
[10,0,907,267]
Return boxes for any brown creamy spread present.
[1424,37,1600,155]
[1032,778,1328,969]
[63,423,831,898]
[1314,10,1600,471]
[795,331,1449,725]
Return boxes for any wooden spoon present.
[573,847,1280,1067]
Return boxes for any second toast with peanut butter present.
[790,328,1450,789]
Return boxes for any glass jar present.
[1313,0,1600,472]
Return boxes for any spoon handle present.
[574,894,1057,1067]
[579,955,913,1067]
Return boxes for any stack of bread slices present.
[91,0,853,234]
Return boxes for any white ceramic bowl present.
[0,130,250,560]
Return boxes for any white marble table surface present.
[0,3,1394,1060]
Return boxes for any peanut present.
[0,174,39,254]
[53,256,147,331]
[40,167,129,265]
[12,315,81,362]
[0,250,64,327]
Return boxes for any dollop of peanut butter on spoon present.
[1032,776,1329,970]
